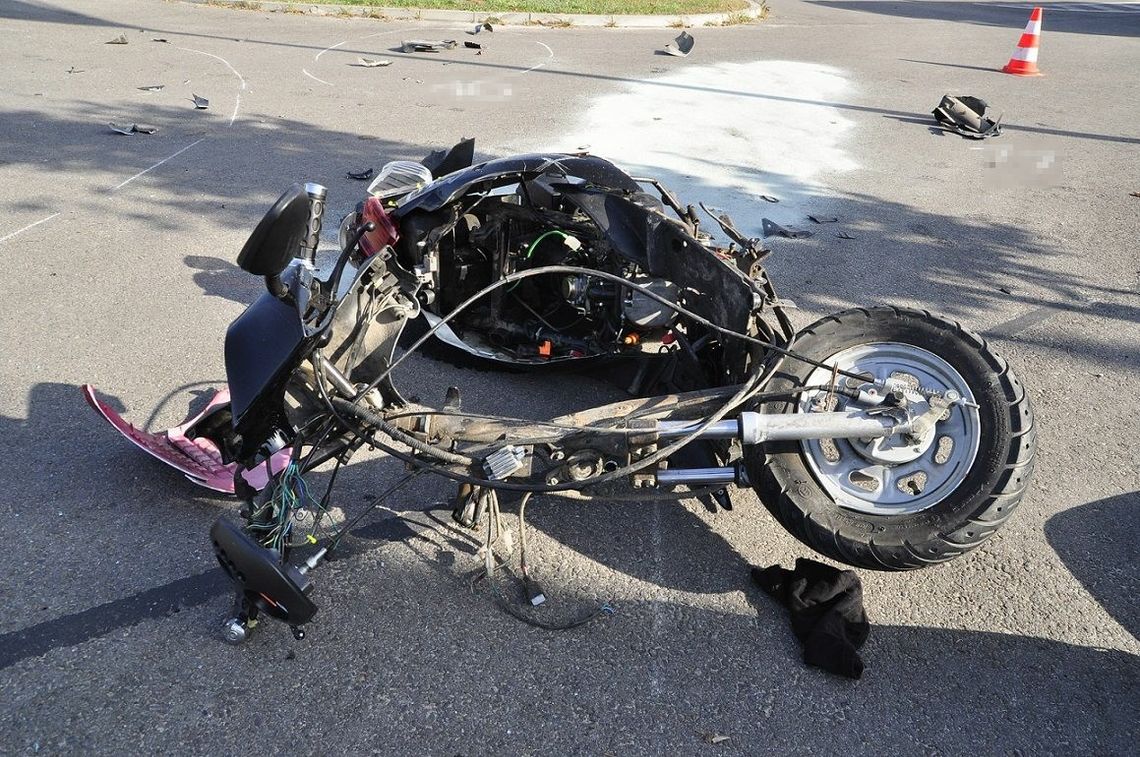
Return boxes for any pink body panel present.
[82,384,288,494]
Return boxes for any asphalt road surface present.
[0,0,1137,754]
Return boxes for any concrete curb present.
[183,0,767,29]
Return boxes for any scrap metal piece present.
[106,34,128,45]
[192,94,209,109]
[357,57,392,67]
[758,195,779,203]
[67,66,84,74]
[663,31,694,57]
[932,94,1002,139]
[108,122,135,136]
[762,218,813,239]
[838,231,856,240]
[808,215,838,224]
[346,167,374,181]
[401,39,458,53]
[138,84,164,92]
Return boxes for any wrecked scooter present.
[84,145,1036,643]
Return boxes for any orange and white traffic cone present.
[1002,7,1044,76]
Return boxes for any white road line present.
[0,212,60,244]
[517,41,554,76]
[175,45,247,90]
[229,94,241,127]
[315,40,346,61]
[111,138,206,192]
[302,68,334,86]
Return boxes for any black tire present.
[746,306,1036,571]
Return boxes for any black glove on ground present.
[752,558,870,679]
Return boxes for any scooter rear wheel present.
[746,307,1036,570]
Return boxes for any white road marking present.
[174,45,247,90]
[517,41,554,76]
[110,138,207,192]
[992,2,1140,11]
[229,94,241,127]
[302,68,334,86]
[0,212,60,245]
[315,40,347,61]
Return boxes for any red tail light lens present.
[359,197,400,257]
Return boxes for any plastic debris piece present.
[663,31,694,57]
[401,39,458,53]
[808,215,838,224]
[192,94,209,109]
[759,195,779,203]
[346,168,375,181]
[357,57,392,67]
[703,733,730,745]
[108,122,135,136]
[464,41,483,50]
[67,66,84,74]
[837,231,856,240]
[469,22,493,33]
[932,94,1002,139]
[106,35,128,45]
[762,218,813,239]
[138,84,164,92]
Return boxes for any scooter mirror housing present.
[236,183,312,277]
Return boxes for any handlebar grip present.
[301,182,328,263]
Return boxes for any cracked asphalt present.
[0,0,1136,754]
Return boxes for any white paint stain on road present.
[537,61,858,235]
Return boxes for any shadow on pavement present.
[1046,491,1139,640]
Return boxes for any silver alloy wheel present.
[797,342,981,516]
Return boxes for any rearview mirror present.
[236,184,311,276]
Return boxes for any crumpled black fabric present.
[752,558,870,679]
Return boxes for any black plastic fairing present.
[392,154,641,217]
[224,282,308,456]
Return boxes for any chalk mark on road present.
[0,212,61,245]
[303,67,334,86]
[111,138,207,192]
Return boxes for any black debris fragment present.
[401,40,458,53]
[106,35,128,45]
[762,218,813,239]
[357,58,392,67]
[837,231,856,240]
[67,66,84,74]
[346,168,375,181]
[153,38,169,43]
[932,94,1002,139]
[808,215,838,224]
[663,31,694,57]
[464,41,483,50]
[468,22,493,34]
[138,84,165,92]
[999,286,1013,295]
[1129,191,1140,198]
[192,94,209,109]
[758,195,779,203]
